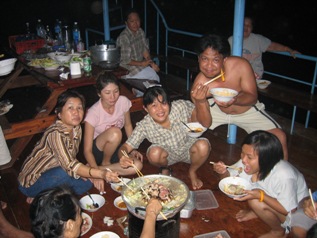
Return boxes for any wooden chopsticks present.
[121,150,144,177]
[203,72,225,86]
[140,187,168,220]
[309,188,316,211]
[209,161,242,171]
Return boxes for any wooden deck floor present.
[1,83,317,238]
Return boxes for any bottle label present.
[83,57,92,72]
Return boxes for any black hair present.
[95,72,120,94]
[307,223,317,238]
[124,8,140,22]
[194,34,231,58]
[242,130,283,180]
[143,86,171,108]
[54,90,86,114]
[29,186,80,238]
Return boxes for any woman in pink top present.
[84,73,143,189]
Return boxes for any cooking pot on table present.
[121,175,189,221]
[89,42,120,70]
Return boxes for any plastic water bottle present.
[36,19,46,39]
[227,124,237,144]
[63,25,71,51]
[72,22,81,50]
[54,19,62,45]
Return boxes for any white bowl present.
[114,196,127,211]
[183,122,207,138]
[90,231,120,238]
[47,52,72,63]
[79,194,105,212]
[219,176,252,198]
[0,58,17,76]
[257,79,271,89]
[210,88,238,102]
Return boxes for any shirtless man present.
[191,34,288,160]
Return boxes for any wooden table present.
[0,49,143,170]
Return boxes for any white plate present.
[0,69,14,76]
[0,104,13,116]
[114,196,127,211]
[218,176,252,198]
[193,230,231,238]
[90,231,120,238]
[80,212,92,236]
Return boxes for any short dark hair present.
[95,72,120,94]
[30,186,79,238]
[143,86,171,108]
[242,130,283,180]
[124,8,140,21]
[307,223,317,238]
[55,90,86,114]
[195,34,231,58]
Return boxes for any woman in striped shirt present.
[18,90,119,203]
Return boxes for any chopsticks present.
[121,150,144,177]
[140,187,167,220]
[209,161,242,171]
[309,188,316,211]
[203,71,225,86]
[105,168,134,191]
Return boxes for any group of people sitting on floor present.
[0,8,315,238]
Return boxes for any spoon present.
[181,121,195,132]
[86,192,99,208]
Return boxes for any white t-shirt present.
[228,159,308,212]
[228,33,271,78]
[84,96,132,139]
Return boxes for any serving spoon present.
[86,192,99,208]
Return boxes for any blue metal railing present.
[85,0,317,128]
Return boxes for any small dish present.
[111,178,131,193]
[114,196,127,211]
[79,194,105,212]
[90,231,120,238]
[193,230,231,238]
[80,212,92,236]
[218,176,252,198]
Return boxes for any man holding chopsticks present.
[191,34,289,160]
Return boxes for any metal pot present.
[121,175,190,221]
[89,43,120,69]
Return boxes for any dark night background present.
[0,0,317,56]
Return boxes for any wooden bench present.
[258,82,317,134]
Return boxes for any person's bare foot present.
[1,201,7,209]
[26,197,34,204]
[189,171,203,190]
[236,209,258,222]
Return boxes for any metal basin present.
[121,175,189,221]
